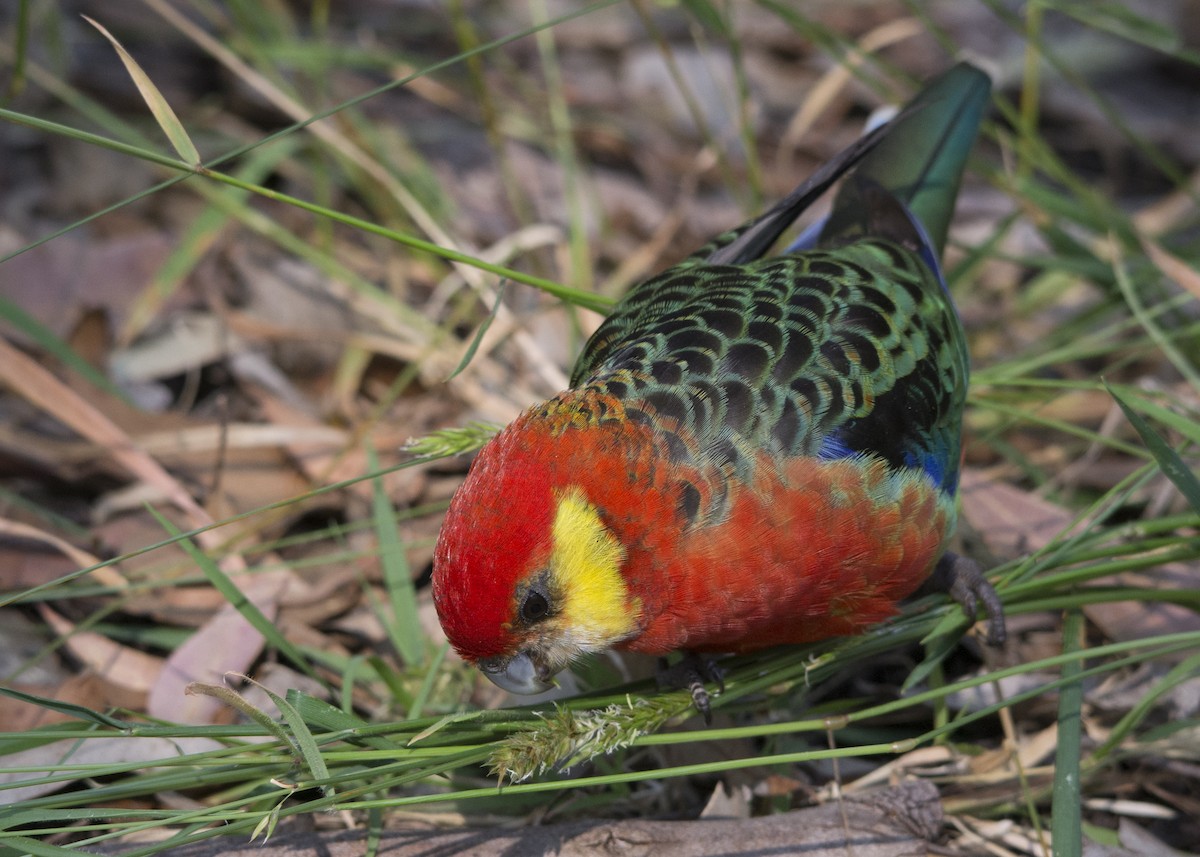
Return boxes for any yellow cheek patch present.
[549,488,638,648]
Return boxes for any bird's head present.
[431,413,643,695]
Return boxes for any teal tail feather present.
[819,62,991,258]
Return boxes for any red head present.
[432,396,653,694]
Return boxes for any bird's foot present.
[657,653,724,725]
[927,551,1007,646]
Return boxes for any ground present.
[2,2,1200,855]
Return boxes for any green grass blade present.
[120,135,304,342]
[243,679,332,796]
[446,280,507,381]
[1051,609,1085,857]
[287,691,405,752]
[1092,651,1200,764]
[1112,246,1200,390]
[1,834,89,856]
[1048,0,1200,63]
[367,444,424,667]
[1107,383,1200,515]
[2,0,31,103]
[184,681,294,748]
[147,508,321,684]
[0,686,130,730]
[407,643,450,722]
[0,294,129,402]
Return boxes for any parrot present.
[431,62,1005,713]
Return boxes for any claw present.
[929,551,1007,646]
[657,654,724,725]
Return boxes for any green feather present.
[569,63,991,500]
[819,62,991,257]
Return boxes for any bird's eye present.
[521,589,551,623]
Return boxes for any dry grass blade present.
[82,15,200,166]
[0,518,125,589]
[0,337,232,555]
[1142,236,1200,302]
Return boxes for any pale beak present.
[478,651,557,695]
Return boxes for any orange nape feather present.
[431,389,953,666]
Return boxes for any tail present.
[818,62,991,258]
